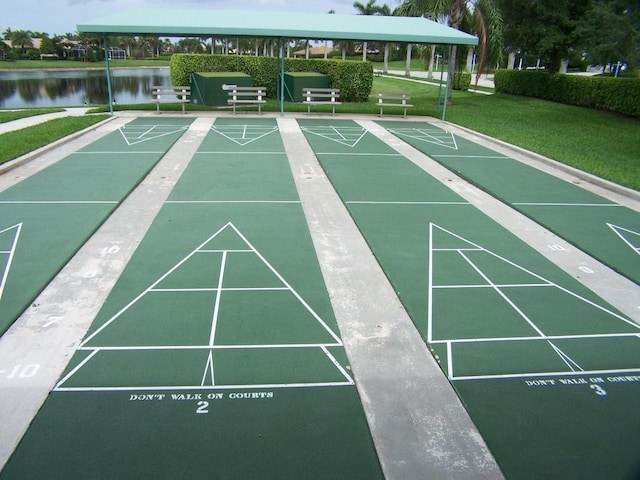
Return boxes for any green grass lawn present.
[0,115,109,165]
[0,59,170,70]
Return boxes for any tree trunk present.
[362,41,367,61]
[507,52,516,69]
[405,43,412,77]
[383,43,389,73]
[466,46,473,73]
[427,45,435,80]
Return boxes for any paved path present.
[0,108,91,134]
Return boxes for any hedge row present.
[494,69,640,118]
[170,54,373,102]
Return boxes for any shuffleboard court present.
[0,117,383,479]
[298,118,640,480]
[0,117,193,336]
[377,120,640,286]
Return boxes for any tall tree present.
[395,0,503,94]
[353,0,391,61]
[497,0,591,72]
[576,0,640,72]
[10,29,33,54]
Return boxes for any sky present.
[2,0,401,37]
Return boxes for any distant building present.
[292,46,336,58]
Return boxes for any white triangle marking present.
[0,223,22,302]
[388,127,458,150]
[211,125,279,146]
[300,126,368,148]
[608,223,640,255]
[118,125,189,146]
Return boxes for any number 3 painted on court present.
[590,384,607,396]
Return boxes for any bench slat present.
[152,86,190,114]
[302,88,341,116]
[227,87,267,114]
[376,90,414,118]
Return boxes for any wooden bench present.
[226,86,267,114]
[152,86,190,114]
[302,88,341,116]
[376,91,414,117]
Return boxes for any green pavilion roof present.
[77,8,478,45]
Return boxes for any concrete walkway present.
[0,108,91,134]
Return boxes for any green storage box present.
[190,72,252,106]
[283,72,329,102]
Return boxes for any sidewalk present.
[387,70,495,90]
[0,108,91,135]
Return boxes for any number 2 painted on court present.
[196,401,209,414]
[590,384,607,396]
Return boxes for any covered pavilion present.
[77,8,478,117]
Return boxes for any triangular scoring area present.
[55,223,350,391]
[210,125,279,146]
[428,222,640,380]
[118,124,189,146]
[608,223,640,255]
[300,125,368,148]
[388,127,458,150]
[0,223,22,302]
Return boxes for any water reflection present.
[0,68,171,108]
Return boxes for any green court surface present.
[0,117,193,336]
[298,118,640,480]
[377,120,640,286]
[0,118,383,479]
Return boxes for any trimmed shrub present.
[170,54,373,102]
[453,72,471,91]
[494,69,640,118]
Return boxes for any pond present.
[0,67,171,109]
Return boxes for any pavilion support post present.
[441,45,453,122]
[279,39,285,116]
[104,35,114,115]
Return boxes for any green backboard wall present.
[283,72,329,102]
[190,72,252,106]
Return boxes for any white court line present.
[201,350,215,386]
[230,223,344,345]
[433,283,552,289]
[432,155,508,159]
[608,223,640,255]
[71,151,166,155]
[78,343,343,351]
[194,151,285,155]
[0,200,119,204]
[54,349,100,389]
[315,152,402,156]
[451,367,640,382]
[513,202,621,207]
[54,381,355,392]
[347,201,470,205]
[150,287,290,292]
[431,332,640,344]
[0,223,21,301]
[209,251,227,346]
[458,250,547,338]
[320,345,354,385]
[166,200,300,204]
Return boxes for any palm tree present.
[353,0,391,61]
[3,27,12,41]
[11,30,33,54]
[395,0,503,97]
